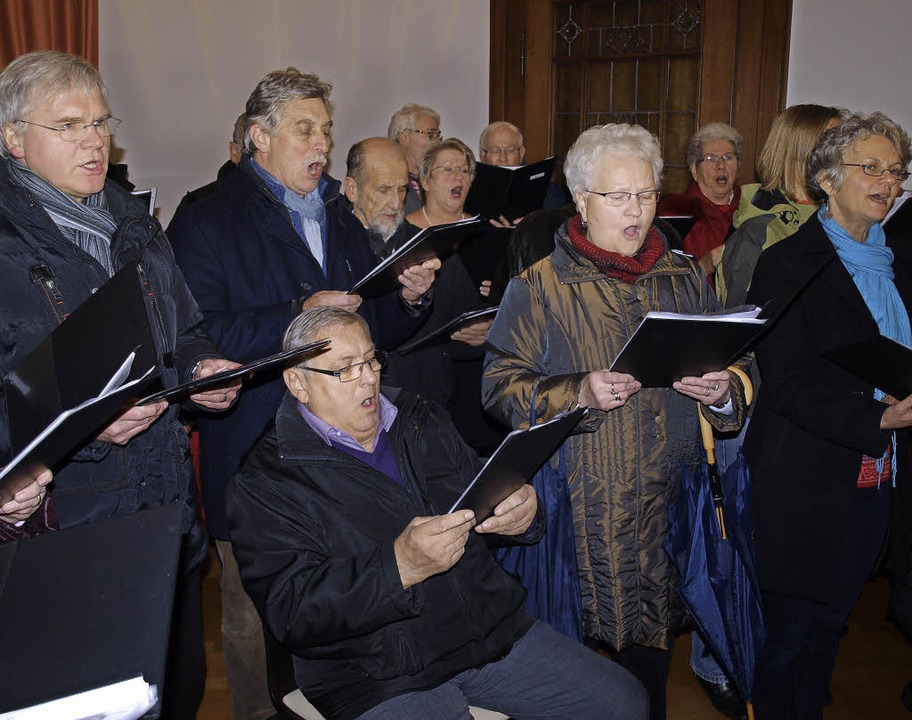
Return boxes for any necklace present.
[422,206,466,227]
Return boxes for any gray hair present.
[806,111,912,203]
[0,51,108,158]
[479,121,524,155]
[387,102,440,141]
[283,307,369,354]
[244,68,332,154]
[564,123,663,200]
[685,122,743,167]
[416,137,476,185]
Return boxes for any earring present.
[820,202,833,221]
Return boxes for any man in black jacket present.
[228,307,648,720]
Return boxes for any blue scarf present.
[820,205,912,484]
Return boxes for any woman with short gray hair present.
[484,123,748,720]
[657,122,743,282]
[744,110,912,718]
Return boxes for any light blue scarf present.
[820,205,912,484]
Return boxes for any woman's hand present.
[674,370,731,407]
[578,370,641,411]
[881,393,912,429]
[0,469,52,524]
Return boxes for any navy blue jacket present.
[167,159,425,539]
[0,158,218,565]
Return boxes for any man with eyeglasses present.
[0,51,240,719]
[227,305,649,720]
[388,103,442,213]
[168,67,438,720]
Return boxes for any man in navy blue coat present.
[167,67,437,720]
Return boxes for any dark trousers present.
[612,643,674,720]
[160,564,206,720]
[753,485,890,720]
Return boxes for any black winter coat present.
[745,214,912,601]
[227,389,535,720]
[0,157,219,564]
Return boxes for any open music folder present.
[465,157,556,221]
[609,306,766,387]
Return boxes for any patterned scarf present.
[7,158,116,276]
[566,213,664,282]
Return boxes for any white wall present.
[99,0,490,226]
[787,0,912,141]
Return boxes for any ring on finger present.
[609,383,616,394]
[713,382,720,392]
[705,389,710,397]
[613,392,622,403]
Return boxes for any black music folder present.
[825,334,912,400]
[449,406,588,521]
[350,217,488,298]
[0,504,183,718]
[465,157,556,221]
[658,215,697,241]
[138,339,331,405]
[3,260,159,455]
[395,306,499,355]
[609,307,766,387]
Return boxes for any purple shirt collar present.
[296,393,398,452]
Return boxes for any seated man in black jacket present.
[228,307,648,720]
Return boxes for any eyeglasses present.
[481,146,522,157]
[407,128,442,141]
[698,153,738,165]
[299,351,386,383]
[586,189,659,206]
[432,164,473,177]
[842,163,910,181]
[16,116,122,143]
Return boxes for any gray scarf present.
[7,159,117,276]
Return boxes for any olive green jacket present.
[482,222,746,651]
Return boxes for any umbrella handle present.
[727,364,754,406]
[698,407,716,464]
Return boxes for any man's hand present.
[699,245,724,278]
[488,215,524,229]
[98,401,169,445]
[451,318,493,347]
[394,510,475,589]
[399,258,441,305]
[578,370,641,411]
[190,358,243,410]
[0,469,52,525]
[474,484,537,536]
[301,290,362,313]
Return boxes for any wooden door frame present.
[490,0,793,183]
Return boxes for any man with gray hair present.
[168,67,438,720]
[387,102,441,213]
[478,120,525,167]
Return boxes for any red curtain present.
[1,0,98,70]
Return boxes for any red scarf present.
[567,213,665,283]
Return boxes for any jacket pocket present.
[352,626,420,680]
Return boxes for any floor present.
[196,551,912,720]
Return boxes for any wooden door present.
[490,0,792,193]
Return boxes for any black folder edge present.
[465,157,556,220]
[607,311,767,387]
[824,335,912,400]
[349,217,488,298]
[448,406,588,521]
[0,359,156,505]
[394,306,499,355]
[138,339,332,405]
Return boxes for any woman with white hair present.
[483,123,748,719]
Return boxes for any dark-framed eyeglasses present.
[481,145,522,157]
[698,153,738,165]
[586,189,660,206]
[299,351,386,383]
[16,116,122,143]
[842,163,910,181]
[406,128,442,141]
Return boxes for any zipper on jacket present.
[137,262,175,368]
[29,264,67,324]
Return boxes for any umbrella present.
[666,367,764,720]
